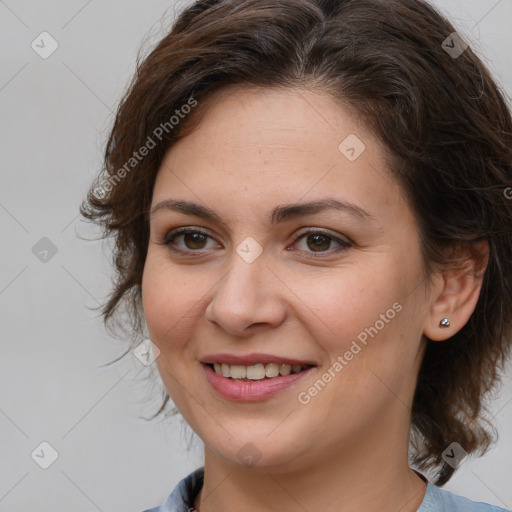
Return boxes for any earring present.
[439,318,450,328]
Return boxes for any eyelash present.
[156,227,353,258]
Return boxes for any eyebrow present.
[150,198,372,226]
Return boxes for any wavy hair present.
[80,0,512,485]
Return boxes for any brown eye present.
[162,228,219,253]
[293,229,352,256]
[180,232,208,250]
[304,233,331,252]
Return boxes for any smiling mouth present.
[206,362,314,381]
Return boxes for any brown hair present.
[80,0,512,485]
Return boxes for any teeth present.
[265,363,280,378]
[279,364,292,376]
[231,365,247,379]
[211,362,308,380]
[247,364,266,380]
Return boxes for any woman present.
[80,0,512,510]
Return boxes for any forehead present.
[152,86,407,227]
[173,85,370,155]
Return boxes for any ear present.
[423,240,489,342]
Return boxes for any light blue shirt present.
[141,467,510,512]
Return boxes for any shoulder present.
[418,482,510,512]
[139,467,204,512]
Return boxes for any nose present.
[205,248,286,336]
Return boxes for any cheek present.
[141,260,203,403]
[141,255,191,350]
[290,266,401,353]
[290,263,419,403]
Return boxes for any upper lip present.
[200,353,317,366]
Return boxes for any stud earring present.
[439,318,450,328]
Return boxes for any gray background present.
[1,1,511,511]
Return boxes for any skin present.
[141,85,487,512]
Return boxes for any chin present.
[205,434,312,472]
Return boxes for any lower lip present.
[201,363,316,401]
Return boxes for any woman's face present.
[142,86,434,470]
